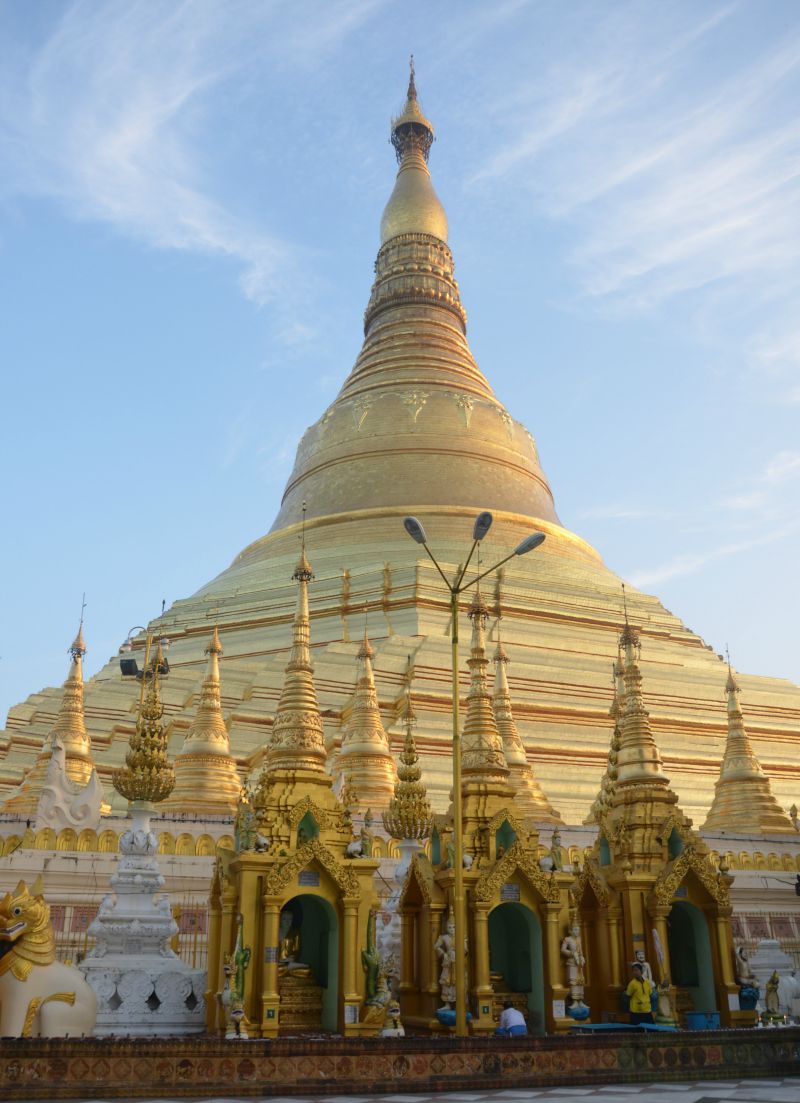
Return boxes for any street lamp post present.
[403,513,546,1037]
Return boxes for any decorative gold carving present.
[383,687,433,841]
[21,992,75,1038]
[263,838,360,898]
[650,847,730,907]
[572,859,611,907]
[402,390,429,424]
[113,641,175,804]
[474,841,561,903]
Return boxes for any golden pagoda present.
[335,623,397,819]
[493,625,562,825]
[4,625,97,815]
[163,627,241,816]
[207,544,381,1038]
[574,620,743,1027]
[584,649,624,825]
[702,663,795,834]
[1,63,799,880]
[382,685,434,842]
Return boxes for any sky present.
[1,0,799,723]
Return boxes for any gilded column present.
[218,879,238,1031]
[342,898,360,1029]
[205,880,223,1032]
[261,896,282,1037]
[543,901,568,1029]
[399,909,415,993]
[650,906,672,981]
[606,907,624,989]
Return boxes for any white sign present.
[728,993,740,1011]
[552,999,566,1019]
[345,1004,359,1024]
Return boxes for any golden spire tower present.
[113,641,175,805]
[461,592,510,792]
[336,621,397,817]
[702,663,794,834]
[584,653,625,825]
[3,624,96,815]
[383,677,433,841]
[266,543,328,778]
[492,626,562,824]
[616,619,670,790]
[164,627,241,816]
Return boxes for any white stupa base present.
[80,801,205,1036]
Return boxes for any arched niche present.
[667,828,684,860]
[488,901,544,1034]
[97,830,118,853]
[668,900,716,1015]
[598,836,611,866]
[56,828,78,852]
[158,832,176,854]
[296,811,320,845]
[280,892,339,1032]
[495,819,516,858]
[195,834,216,857]
[175,832,195,856]
[77,829,98,853]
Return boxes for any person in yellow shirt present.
[626,962,654,1025]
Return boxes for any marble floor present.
[53,1082,800,1103]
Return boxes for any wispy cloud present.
[0,0,379,308]
[470,4,800,344]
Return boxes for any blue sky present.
[1,0,799,722]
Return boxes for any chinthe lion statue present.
[0,878,97,1037]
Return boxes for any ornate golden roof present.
[702,666,795,834]
[461,592,509,790]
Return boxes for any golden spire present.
[461,590,509,787]
[267,538,327,774]
[337,615,397,816]
[584,657,624,824]
[2,621,96,814]
[383,672,434,840]
[614,607,669,790]
[492,625,562,824]
[164,626,241,815]
[702,657,794,833]
[113,640,175,805]
[380,59,448,244]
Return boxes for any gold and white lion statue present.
[0,878,97,1037]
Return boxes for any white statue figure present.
[434,913,457,1008]
[734,943,756,987]
[561,925,586,988]
[631,948,654,985]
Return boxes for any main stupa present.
[2,67,799,828]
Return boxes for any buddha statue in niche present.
[278,904,313,979]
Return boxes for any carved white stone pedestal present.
[80,802,205,1035]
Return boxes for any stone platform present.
[3,1028,800,1100]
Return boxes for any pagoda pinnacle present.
[164,627,241,815]
[493,627,562,824]
[614,619,669,790]
[461,592,509,788]
[1,621,97,814]
[584,657,624,825]
[267,545,327,774]
[337,619,397,817]
[380,60,448,244]
[702,662,794,833]
[383,678,433,840]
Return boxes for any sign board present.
[552,999,566,1019]
[728,993,740,1011]
[264,946,278,963]
[344,1004,359,1024]
[632,932,645,942]
[298,870,320,887]
[500,882,521,902]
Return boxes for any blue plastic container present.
[685,1011,720,1030]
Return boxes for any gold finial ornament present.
[461,591,509,785]
[381,61,447,244]
[113,639,175,805]
[615,618,668,788]
[702,657,795,833]
[383,681,433,840]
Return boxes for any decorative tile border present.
[1,1029,799,1100]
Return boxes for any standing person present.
[626,962,654,1025]
[495,1000,528,1037]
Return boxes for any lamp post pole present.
[403,514,546,1037]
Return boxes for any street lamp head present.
[514,532,546,556]
[403,516,428,545]
[472,511,493,542]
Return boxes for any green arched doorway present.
[283,894,339,1031]
[488,902,545,1034]
[668,901,716,1013]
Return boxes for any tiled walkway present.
[57,1081,800,1103]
